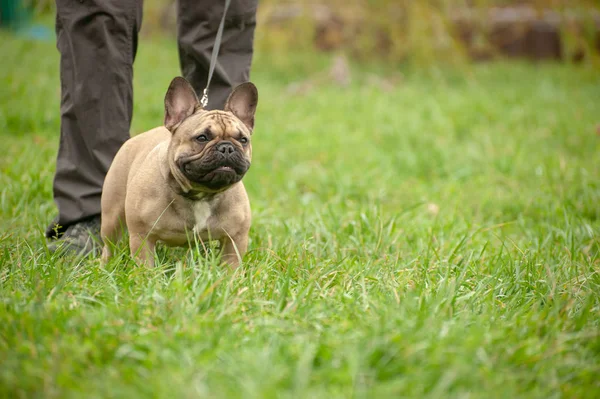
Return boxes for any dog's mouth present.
[182,162,243,175]
[178,156,250,192]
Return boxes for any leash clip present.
[200,88,209,108]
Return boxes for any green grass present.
[1,30,600,398]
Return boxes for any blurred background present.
[2,0,599,66]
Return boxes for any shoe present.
[45,215,67,239]
[46,216,102,257]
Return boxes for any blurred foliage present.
[20,0,600,66]
[21,0,51,14]
[256,0,600,65]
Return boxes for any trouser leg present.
[177,0,257,110]
[48,0,143,237]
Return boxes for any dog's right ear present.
[164,77,201,132]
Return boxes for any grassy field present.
[1,28,600,398]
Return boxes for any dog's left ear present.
[224,82,258,131]
[164,77,201,132]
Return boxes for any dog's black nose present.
[216,141,235,155]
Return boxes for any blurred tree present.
[0,0,29,29]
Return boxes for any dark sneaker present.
[46,216,102,257]
[45,215,67,239]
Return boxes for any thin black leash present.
[200,0,232,108]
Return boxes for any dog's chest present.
[192,201,212,233]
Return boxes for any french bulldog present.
[100,77,258,268]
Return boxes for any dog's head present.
[164,77,258,194]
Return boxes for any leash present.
[200,0,232,108]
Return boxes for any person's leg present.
[48,0,143,253]
[176,0,257,110]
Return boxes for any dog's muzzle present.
[179,143,250,191]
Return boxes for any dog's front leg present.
[220,232,248,269]
[130,233,156,267]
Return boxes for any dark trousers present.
[48,0,257,237]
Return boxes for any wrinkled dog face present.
[174,111,252,190]
[164,77,258,193]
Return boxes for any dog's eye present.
[196,134,208,143]
[239,137,249,144]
